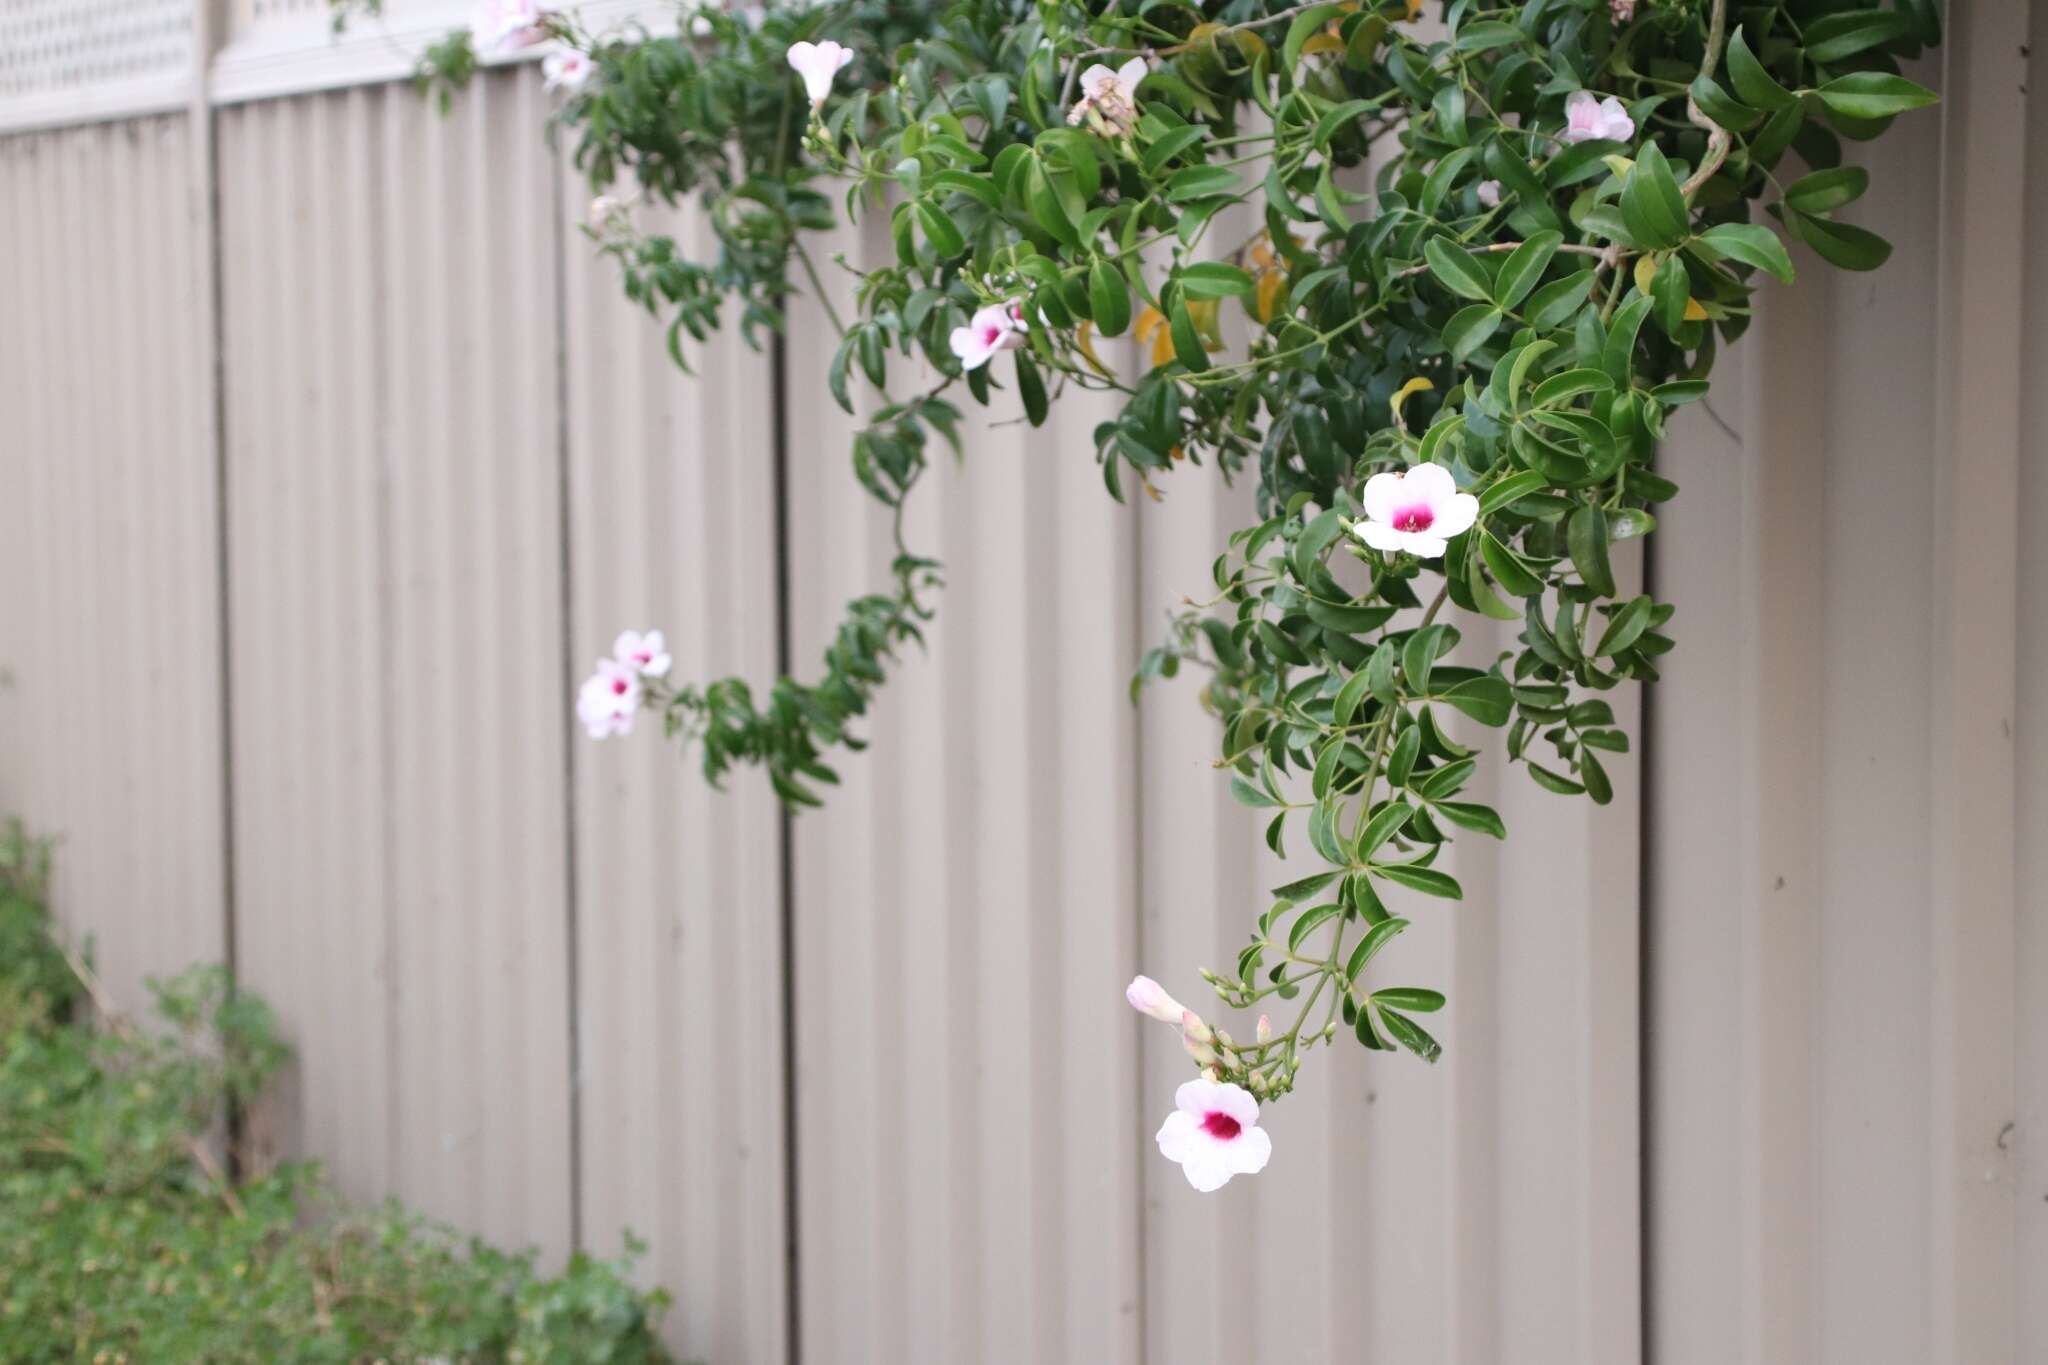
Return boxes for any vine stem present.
[1390,239,1611,281]
[1069,0,1329,66]
[1679,0,1732,199]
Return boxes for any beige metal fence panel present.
[218,86,397,1193]
[218,69,573,1258]
[784,216,1144,1365]
[0,115,226,1012]
[1649,4,2032,1357]
[560,180,790,1361]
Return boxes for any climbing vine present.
[363,0,1940,1190]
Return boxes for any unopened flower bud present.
[1256,1014,1273,1044]
[1125,975,1187,1025]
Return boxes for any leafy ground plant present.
[367,0,1940,1192]
[0,819,674,1364]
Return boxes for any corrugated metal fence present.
[0,2,2038,1362]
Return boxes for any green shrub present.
[0,820,674,1364]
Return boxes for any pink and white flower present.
[1155,1078,1273,1192]
[1352,462,1480,559]
[786,40,854,108]
[1476,178,1502,208]
[1067,57,1147,135]
[475,0,551,54]
[612,628,672,678]
[577,658,641,740]
[948,302,1027,371]
[542,47,595,93]
[1561,89,1634,144]
[1125,975,1188,1025]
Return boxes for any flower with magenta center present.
[1155,1078,1272,1192]
[948,303,1026,371]
[542,47,595,93]
[577,658,641,740]
[1352,462,1479,559]
[786,40,854,109]
[613,628,672,678]
[1561,89,1635,144]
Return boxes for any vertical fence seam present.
[1637,487,1659,1365]
[549,111,585,1257]
[770,330,803,1365]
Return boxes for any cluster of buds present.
[1128,975,1302,1099]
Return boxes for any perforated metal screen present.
[0,0,193,99]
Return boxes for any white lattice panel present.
[0,0,193,99]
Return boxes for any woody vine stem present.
[363,0,1942,1192]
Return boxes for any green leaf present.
[1372,863,1463,899]
[1180,260,1256,299]
[1357,800,1412,859]
[1434,800,1506,837]
[1345,915,1409,981]
[1724,27,1796,111]
[1816,72,1939,120]
[1089,260,1131,336]
[1377,1006,1442,1061]
[1230,776,1281,808]
[1332,668,1374,728]
[1371,986,1445,1012]
[1783,165,1870,214]
[914,201,965,258]
[1168,299,1211,371]
[1786,211,1893,271]
[1281,3,1346,71]
[1697,222,1795,284]
[1402,623,1451,695]
[1567,503,1616,596]
[1530,367,1614,407]
[1289,902,1342,953]
[1493,231,1561,309]
[1140,125,1208,175]
[1524,269,1597,328]
[1527,762,1586,795]
[1385,724,1421,788]
[1620,143,1690,249]
[1581,751,1614,805]
[1015,353,1048,426]
[1441,676,1513,727]
[1593,594,1653,656]
[1480,531,1545,597]
[1166,164,1243,202]
[1689,74,1759,131]
[1805,9,1916,62]
[1313,98,1378,151]
[1479,470,1548,515]
[1424,237,1495,302]
[1272,869,1343,901]
[1444,304,1505,363]
[1600,293,1653,384]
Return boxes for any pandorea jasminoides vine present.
[351,0,1943,1191]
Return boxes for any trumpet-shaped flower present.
[577,659,641,740]
[948,303,1026,371]
[1476,178,1502,208]
[1352,462,1479,559]
[475,0,551,54]
[542,47,595,92]
[786,40,853,108]
[1067,57,1147,135]
[613,629,672,678]
[1155,1078,1272,1192]
[1125,975,1188,1025]
[1561,89,1634,144]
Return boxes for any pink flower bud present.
[1124,975,1187,1025]
[1256,1014,1273,1044]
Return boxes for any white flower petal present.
[1402,460,1458,504]
[1432,491,1480,538]
[1361,470,1405,523]
[1079,63,1116,97]
[1155,1108,1201,1162]
[1356,520,1408,552]
[1116,57,1148,92]
[1225,1123,1273,1177]
[1404,533,1450,559]
[1179,1141,1237,1192]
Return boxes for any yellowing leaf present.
[1254,270,1288,323]
[1169,444,1187,462]
[1188,298,1225,349]
[1389,376,1435,430]
[1135,305,1166,343]
[1075,319,1116,379]
[1404,0,1424,20]
[1683,296,1710,321]
[1633,254,1658,296]
[1300,31,1345,57]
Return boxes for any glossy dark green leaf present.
[1567,503,1616,596]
